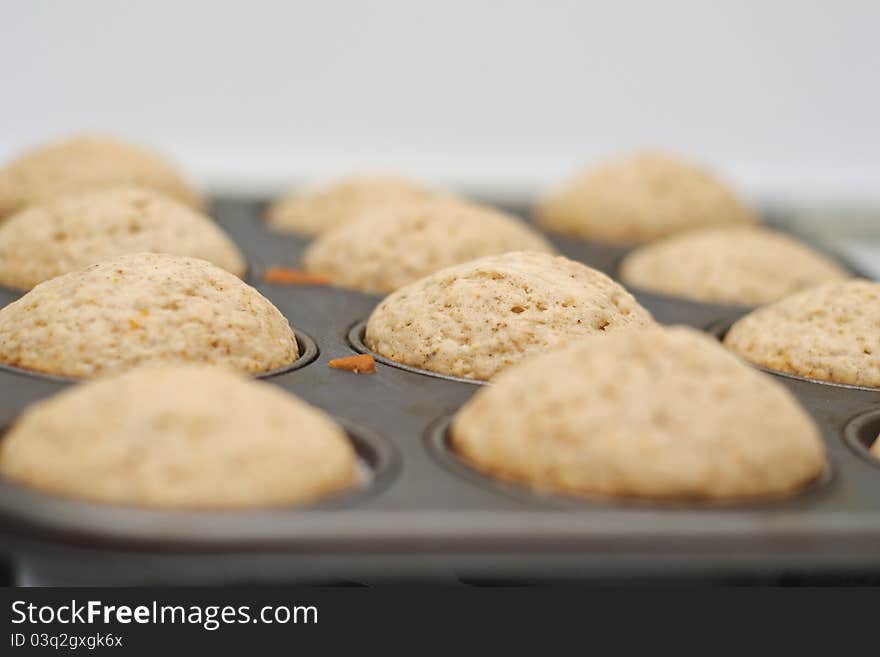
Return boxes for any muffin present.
[0,253,297,378]
[0,135,201,218]
[724,280,880,387]
[267,175,437,236]
[0,187,246,290]
[0,364,357,508]
[537,151,755,244]
[451,326,826,501]
[619,226,850,305]
[303,199,555,293]
[365,251,654,380]
[872,435,880,460]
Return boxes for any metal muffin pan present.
[844,411,880,468]
[348,320,483,385]
[0,197,878,586]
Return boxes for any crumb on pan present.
[328,354,376,374]
[264,266,331,286]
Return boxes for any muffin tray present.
[0,197,878,585]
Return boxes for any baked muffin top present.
[537,151,755,244]
[0,186,245,290]
[267,175,437,236]
[365,251,654,380]
[0,252,297,378]
[724,279,880,387]
[619,226,849,305]
[303,198,554,294]
[0,364,357,508]
[0,135,201,218]
[452,326,825,500]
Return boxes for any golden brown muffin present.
[724,280,880,387]
[0,253,297,377]
[0,186,245,289]
[452,326,826,501]
[0,364,357,508]
[365,251,654,380]
[537,151,755,244]
[267,175,438,236]
[0,135,202,218]
[303,198,555,293]
[619,226,849,305]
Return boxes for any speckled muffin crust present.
[267,175,438,236]
[724,280,880,387]
[303,199,555,293]
[619,226,850,305]
[0,135,201,218]
[364,251,654,380]
[0,365,357,508]
[0,187,246,290]
[451,326,826,501]
[536,151,756,244]
[0,253,298,378]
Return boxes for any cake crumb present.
[328,354,376,374]
[264,267,331,286]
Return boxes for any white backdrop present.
[1,0,878,203]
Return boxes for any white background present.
[1,0,878,204]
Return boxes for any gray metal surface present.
[0,197,878,585]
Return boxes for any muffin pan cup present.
[0,197,878,586]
